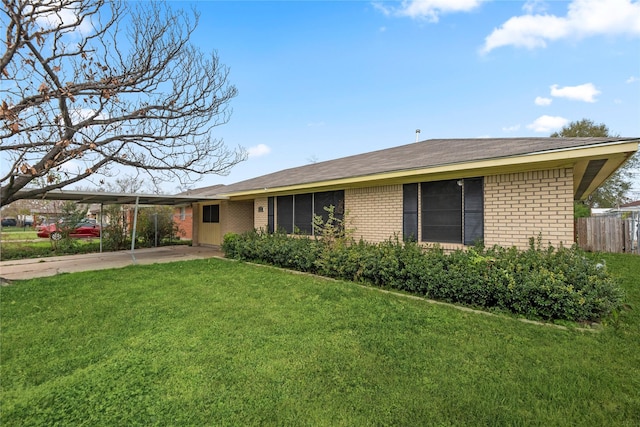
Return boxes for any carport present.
[13,189,226,263]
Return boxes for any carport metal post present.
[99,203,103,253]
[130,196,140,264]
[153,212,158,247]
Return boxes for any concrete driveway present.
[0,246,224,281]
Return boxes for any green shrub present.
[222,231,624,323]
[101,205,129,251]
[223,230,320,272]
[48,201,86,252]
[134,207,180,247]
[0,241,103,260]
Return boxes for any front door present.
[198,203,222,245]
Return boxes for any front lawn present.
[0,228,37,240]
[0,227,191,260]
[0,238,102,260]
[1,254,639,425]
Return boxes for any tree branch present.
[1,0,245,206]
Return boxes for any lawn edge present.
[235,258,603,334]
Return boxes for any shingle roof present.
[178,184,227,197]
[217,137,637,195]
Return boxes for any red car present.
[37,221,101,240]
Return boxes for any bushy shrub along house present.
[181,137,638,251]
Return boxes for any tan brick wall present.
[221,201,254,237]
[484,168,574,250]
[253,197,269,231]
[193,201,253,246]
[227,168,574,250]
[346,185,403,243]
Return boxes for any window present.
[276,196,294,233]
[180,207,186,221]
[294,193,313,234]
[418,178,483,244]
[314,191,344,224]
[422,180,462,243]
[267,197,275,233]
[403,183,418,241]
[202,204,219,223]
[275,191,344,234]
[463,178,483,245]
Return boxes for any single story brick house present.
[173,185,226,240]
[177,137,638,251]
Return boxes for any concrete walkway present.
[0,246,224,281]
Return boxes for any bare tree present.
[0,0,246,207]
[104,174,145,194]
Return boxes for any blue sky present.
[179,0,640,193]
[2,1,638,198]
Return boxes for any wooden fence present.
[575,217,639,254]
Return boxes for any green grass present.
[0,226,103,260]
[0,229,191,260]
[0,228,37,240]
[0,239,102,260]
[1,254,639,426]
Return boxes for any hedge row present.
[222,230,624,323]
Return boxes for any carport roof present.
[14,189,226,206]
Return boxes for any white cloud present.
[247,144,271,158]
[69,108,107,125]
[535,96,553,106]
[54,108,107,127]
[33,4,94,36]
[372,2,392,17]
[376,0,485,22]
[482,14,569,52]
[550,83,600,102]
[522,0,548,14]
[627,76,639,83]
[502,124,521,132]
[481,0,640,53]
[58,159,83,173]
[527,115,569,133]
